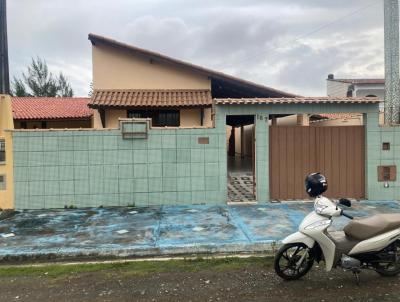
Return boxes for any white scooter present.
[274,195,400,282]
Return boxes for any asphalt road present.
[0,262,399,302]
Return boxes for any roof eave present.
[13,116,93,121]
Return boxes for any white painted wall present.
[327,80,350,97]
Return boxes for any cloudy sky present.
[7,0,384,97]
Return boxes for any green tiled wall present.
[364,112,400,200]
[13,125,226,209]
[217,102,381,203]
[13,101,392,209]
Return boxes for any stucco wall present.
[234,125,253,157]
[355,88,384,99]
[327,80,350,97]
[273,115,298,126]
[203,108,213,127]
[105,109,127,128]
[180,109,201,127]
[0,95,15,209]
[92,43,211,90]
[92,110,103,129]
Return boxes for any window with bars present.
[0,140,5,164]
[128,110,180,127]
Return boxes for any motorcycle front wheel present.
[274,243,315,281]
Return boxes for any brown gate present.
[269,126,365,200]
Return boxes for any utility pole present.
[384,0,400,124]
[0,0,9,95]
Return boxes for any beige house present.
[88,34,295,129]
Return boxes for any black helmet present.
[305,173,327,197]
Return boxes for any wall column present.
[384,0,400,124]
[255,114,269,202]
[0,94,14,209]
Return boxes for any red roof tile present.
[12,97,93,120]
[90,89,212,108]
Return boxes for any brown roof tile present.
[214,97,381,105]
[90,89,213,108]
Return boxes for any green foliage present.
[57,73,73,97]
[11,77,27,97]
[88,81,93,97]
[11,57,74,97]
[0,257,273,278]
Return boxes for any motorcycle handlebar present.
[341,211,354,220]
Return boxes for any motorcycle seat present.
[344,214,400,241]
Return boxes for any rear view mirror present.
[339,198,351,207]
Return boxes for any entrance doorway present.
[226,115,256,203]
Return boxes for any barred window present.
[128,110,180,127]
[0,140,5,164]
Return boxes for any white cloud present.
[7,0,385,96]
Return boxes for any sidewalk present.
[0,201,399,262]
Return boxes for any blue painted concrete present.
[0,201,399,260]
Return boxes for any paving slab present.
[0,201,399,261]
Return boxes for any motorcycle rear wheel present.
[375,241,400,277]
[274,243,315,281]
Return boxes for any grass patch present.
[0,257,273,278]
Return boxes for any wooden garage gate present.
[269,126,365,200]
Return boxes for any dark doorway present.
[226,115,256,203]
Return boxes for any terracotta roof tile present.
[214,97,381,105]
[12,97,93,120]
[90,89,213,108]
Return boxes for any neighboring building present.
[300,74,386,126]
[88,34,295,129]
[272,75,384,127]
[12,97,93,129]
[310,113,364,126]
[326,74,384,99]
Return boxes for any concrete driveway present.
[0,201,399,261]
